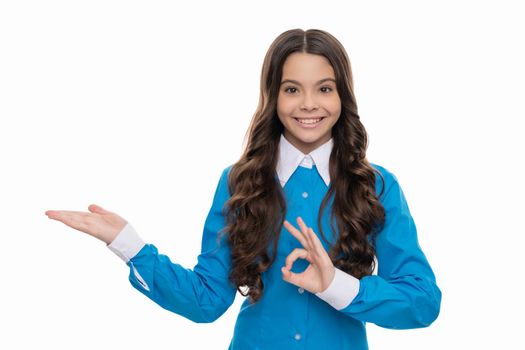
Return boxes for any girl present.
[45,28,441,349]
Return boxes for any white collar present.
[276,134,332,187]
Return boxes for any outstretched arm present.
[46,166,237,323]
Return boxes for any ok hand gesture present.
[281,217,335,294]
[45,204,127,245]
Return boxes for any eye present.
[320,86,333,93]
[284,87,298,94]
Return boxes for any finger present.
[281,265,307,286]
[283,220,310,249]
[296,217,315,250]
[46,211,91,232]
[296,216,308,233]
[284,248,312,270]
[45,209,65,218]
[88,204,111,215]
[281,258,310,287]
[46,210,85,221]
[307,227,330,260]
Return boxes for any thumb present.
[281,266,299,285]
[88,204,110,214]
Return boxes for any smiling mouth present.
[293,117,326,126]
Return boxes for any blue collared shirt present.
[108,134,441,349]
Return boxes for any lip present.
[294,116,326,119]
[293,116,326,129]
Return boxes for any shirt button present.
[298,287,304,294]
[294,333,302,341]
[302,192,308,198]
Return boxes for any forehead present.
[281,52,335,81]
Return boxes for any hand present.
[45,204,127,245]
[281,217,335,294]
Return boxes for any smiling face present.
[277,52,342,154]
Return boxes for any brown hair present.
[221,28,386,303]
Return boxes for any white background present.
[1,1,523,349]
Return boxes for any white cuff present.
[315,267,360,310]
[107,223,146,263]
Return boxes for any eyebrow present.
[280,78,336,86]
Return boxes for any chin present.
[294,131,327,141]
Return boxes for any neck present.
[283,131,331,154]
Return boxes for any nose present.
[300,91,319,111]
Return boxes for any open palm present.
[45,204,127,244]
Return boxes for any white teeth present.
[297,118,322,124]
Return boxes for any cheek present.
[277,96,295,118]
[327,96,342,116]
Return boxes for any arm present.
[107,166,237,323]
[319,169,442,329]
[282,166,441,328]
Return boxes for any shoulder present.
[222,164,234,177]
[214,164,235,197]
[369,162,401,199]
[218,164,234,186]
[205,164,235,209]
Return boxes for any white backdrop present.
[1,1,523,349]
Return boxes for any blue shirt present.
[108,135,441,349]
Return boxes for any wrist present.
[319,266,336,293]
[107,223,146,262]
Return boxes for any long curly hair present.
[221,28,386,303]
